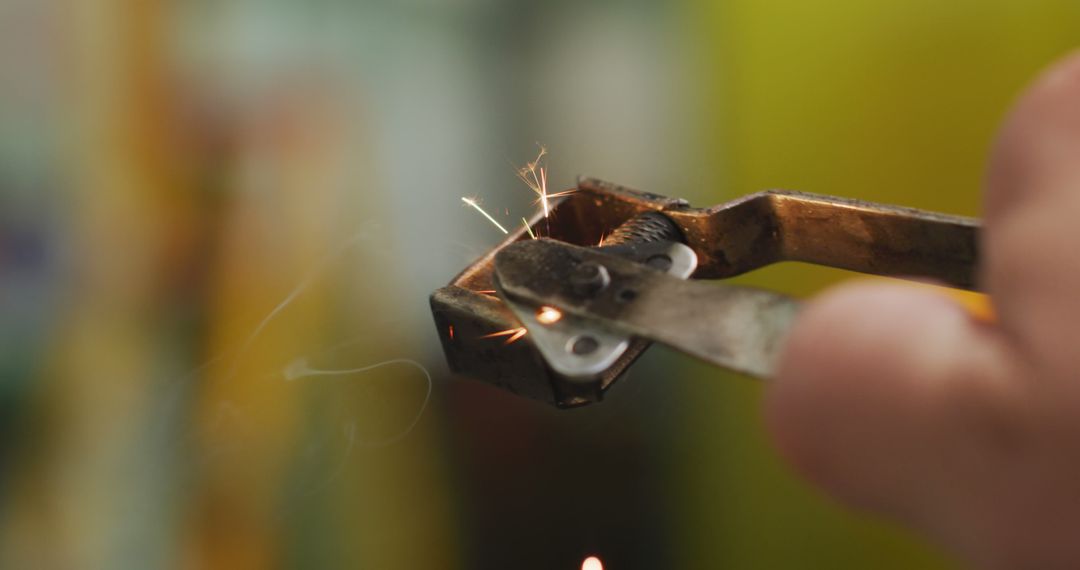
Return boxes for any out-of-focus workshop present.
[1,1,1078,568]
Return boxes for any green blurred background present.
[0,0,1077,568]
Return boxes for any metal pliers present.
[431,178,978,408]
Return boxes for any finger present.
[985,49,1080,218]
[983,49,1080,380]
[765,51,1080,566]
[765,281,1018,523]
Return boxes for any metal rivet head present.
[571,335,599,355]
[645,254,672,271]
[570,262,610,296]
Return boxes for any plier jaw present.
[430,181,684,408]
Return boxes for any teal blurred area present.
[0,0,1076,568]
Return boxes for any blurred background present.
[1,0,1077,568]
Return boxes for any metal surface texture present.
[430,178,980,408]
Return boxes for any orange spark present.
[581,556,603,570]
[536,306,562,325]
[480,327,523,339]
[480,327,528,345]
[448,325,455,340]
[540,167,548,216]
[597,232,606,247]
[545,189,577,199]
[505,328,528,344]
[462,196,509,234]
[474,289,497,296]
[517,145,551,218]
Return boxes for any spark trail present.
[282,357,433,447]
[516,145,551,218]
[462,197,509,234]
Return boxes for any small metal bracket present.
[495,239,799,378]
[496,240,697,380]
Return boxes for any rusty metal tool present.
[430,178,979,408]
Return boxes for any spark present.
[517,149,575,214]
[522,218,536,239]
[516,145,551,218]
[545,189,577,199]
[474,289,497,296]
[536,306,562,325]
[505,328,528,344]
[448,325,455,340]
[597,231,606,247]
[480,327,528,345]
[462,196,509,234]
[479,328,521,338]
[540,167,548,216]
[581,556,604,570]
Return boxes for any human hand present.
[767,50,1080,569]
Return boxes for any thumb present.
[765,50,1080,567]
[765,281,1021,544]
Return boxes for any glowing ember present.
[448,325,455,340]
[581,556,603,570]
[462,196,509,234]
[536,306,562,325]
